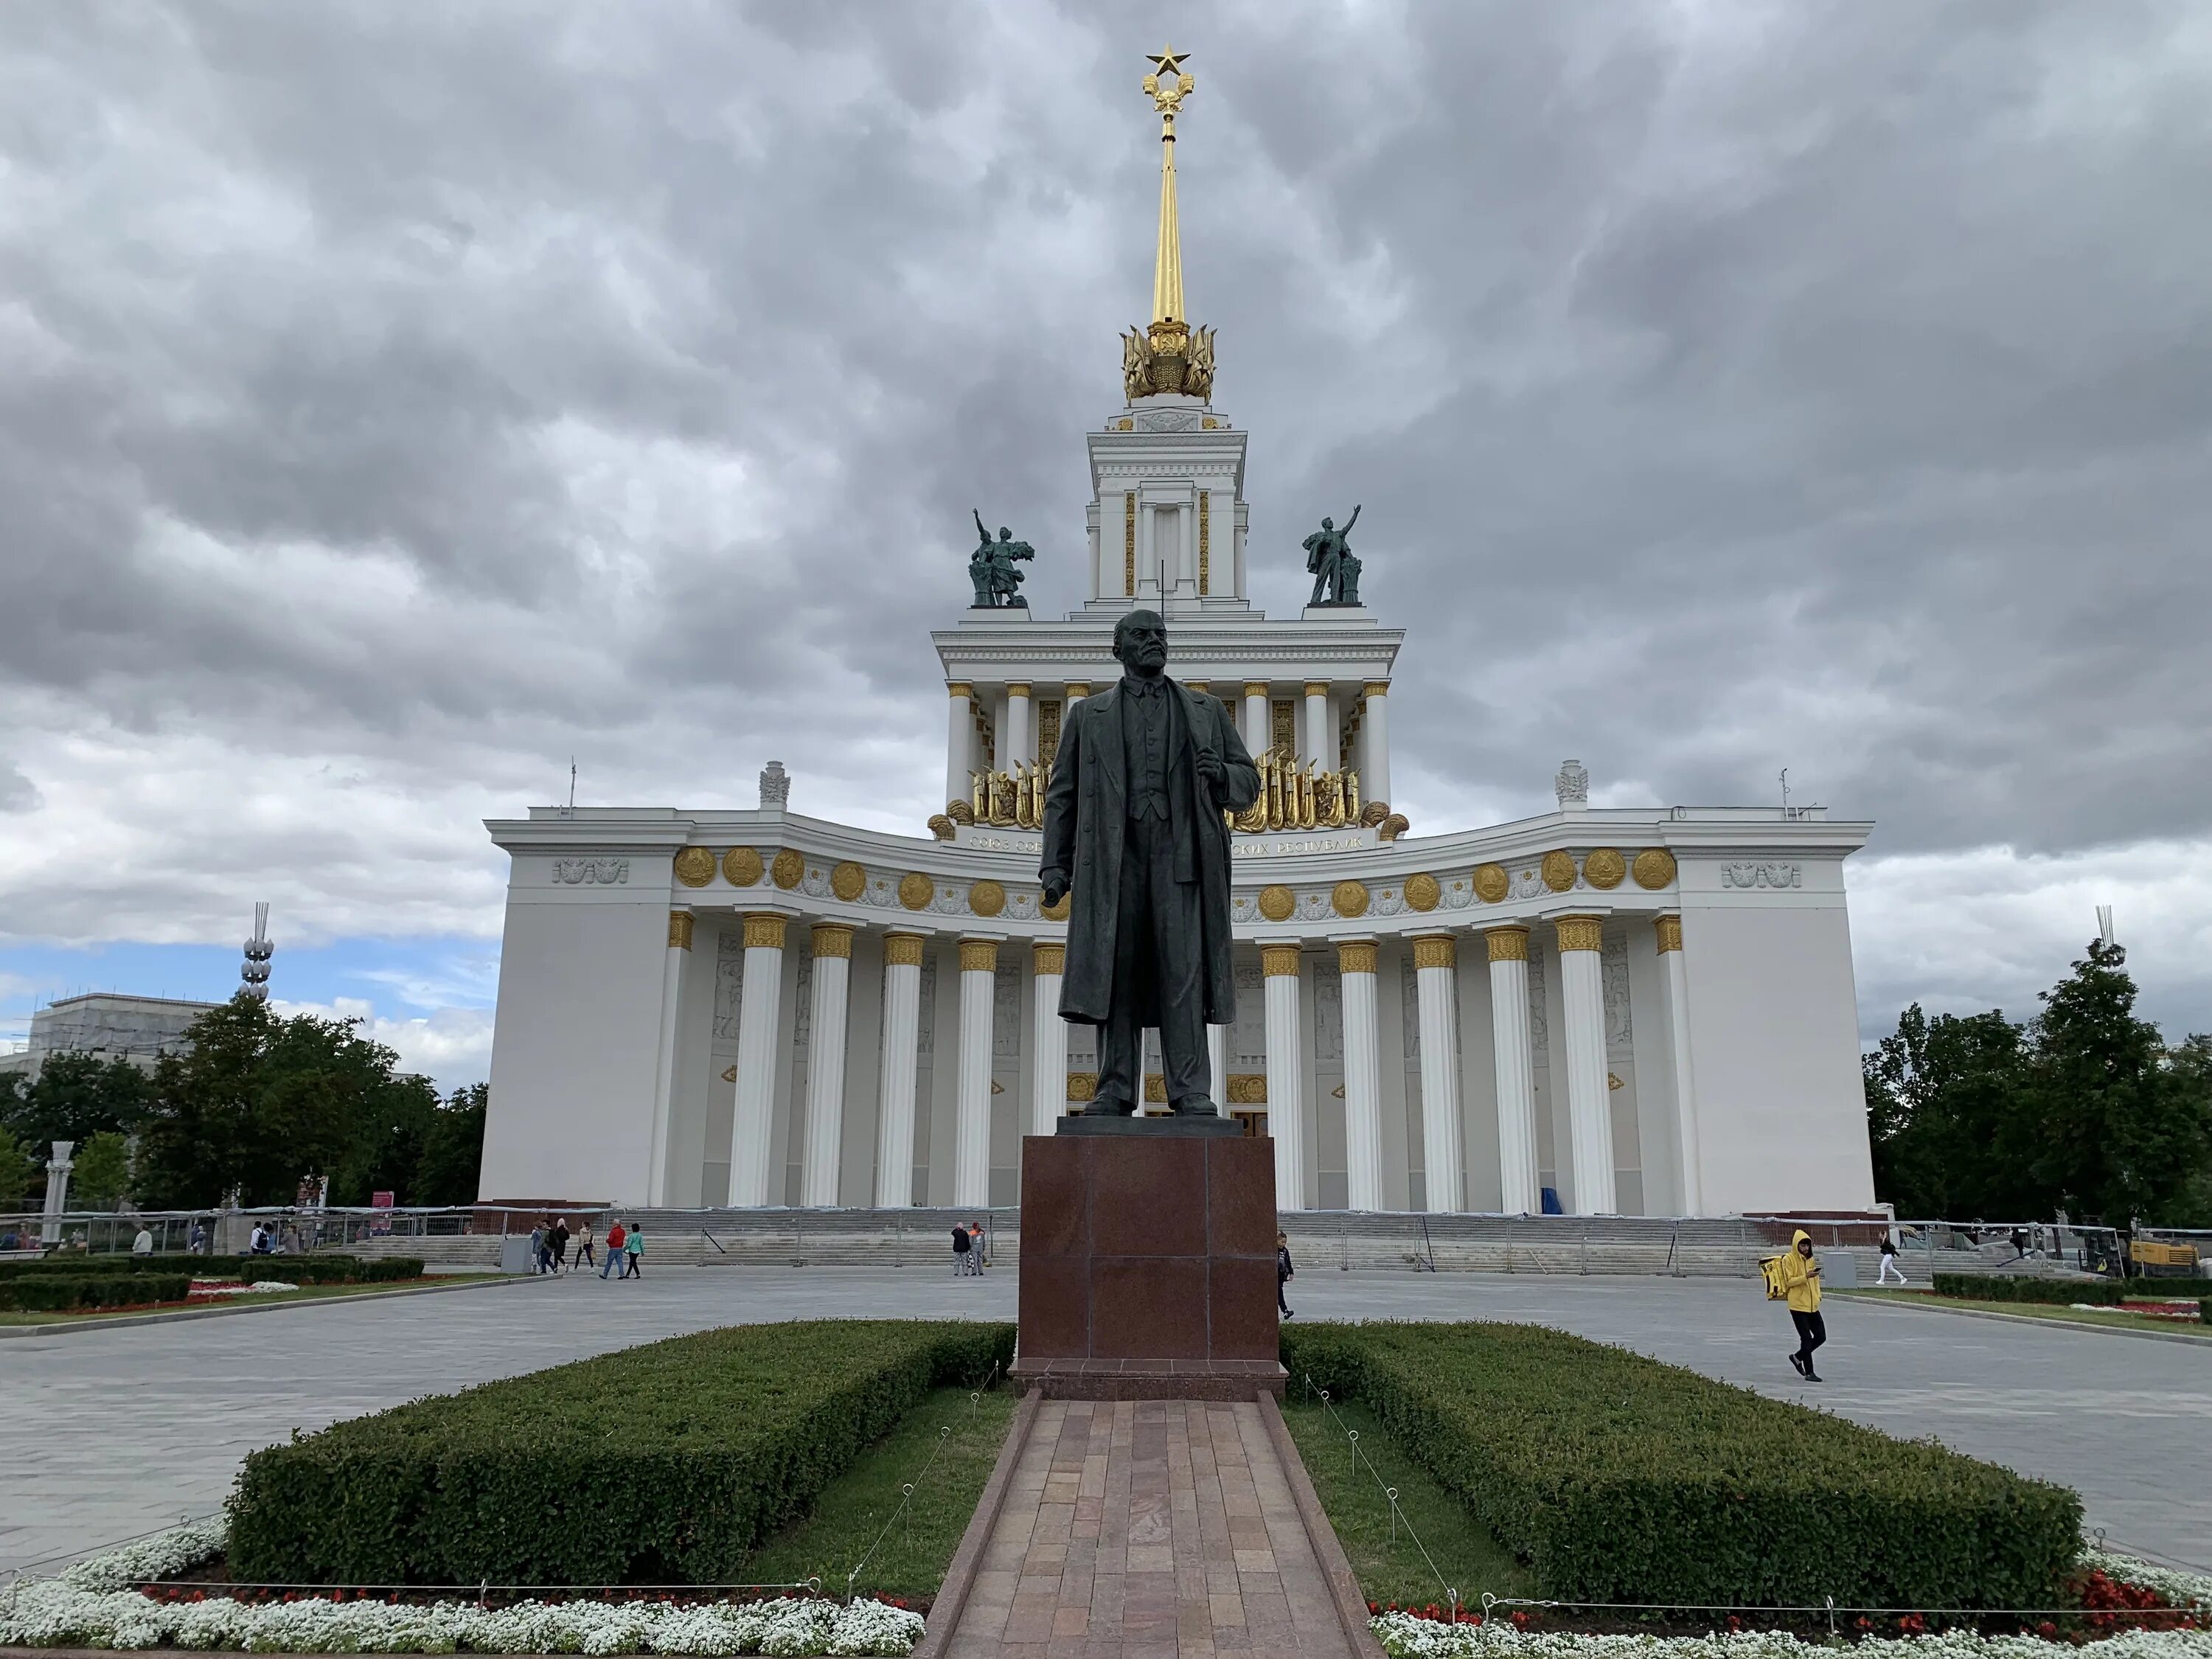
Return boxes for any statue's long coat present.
[1039,679,1261,1026]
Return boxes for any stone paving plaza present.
[5,1267,2208,1578]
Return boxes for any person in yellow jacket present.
[1778,1228,1826,1380]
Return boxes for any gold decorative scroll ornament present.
[1231,746,1360,832]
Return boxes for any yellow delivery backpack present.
[1759,1254,1788,1301]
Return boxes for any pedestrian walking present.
[601,1220,626,1279]
[1276,1231,1295,1318]
[531,1221,552,1275]
[552,1218,571,1273]
[1778,1228,1826,1380]
[575,1222,596,1273]
[1877,1230,1907,1286]
[950,1222,971,1277]
[2010,1225,2029,1262]
[623,1222,643,1279]
[131,1225,154,1256]
[187,1220,207,1256]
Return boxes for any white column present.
[1004,683,1032,771]
[727,914,787,1207]
[1339,940,1384,1211]
[1031,941,1068,1136]
[645,911,692,1206]
[1359,682,1391,807]
[41,1140,75,1245]
[1136,504,1158,600]
[945,683,973,812]
[1411,934,1463,1211]
[1262,945,1307,1211]
[1486,927,1540,1214]
[1206,1022,1228,1107]
[799,924,852,1207]
[1064,682,1091,717]
[1555,915,1617,1214]
[954,938,997,1208]
[1243,683,1270,754]
[874,933,925,1207]
[1302,681,1331,767]
[1656,915,1704,1216]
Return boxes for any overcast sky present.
[4,0,2209,1088]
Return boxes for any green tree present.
[133,995,420,1209]
[2023,940,2212,1225]
[69,1130,133,1211]
[1863,1002,2031,1218]
[0,1125,38,1210]
[2,1051,151,1149]
[414,1082,487,1206]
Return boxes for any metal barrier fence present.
[0,1203,2191,1281]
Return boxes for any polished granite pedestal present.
[1011,1122,1287,1400]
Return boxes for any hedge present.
[1280,1321,2080,1609]
[0,1254,424,1284]
[229,1318,1017,1587]
[1931,1274,2212,1304]
[0,1273,193,1312]
[1934,1275,2126,1305]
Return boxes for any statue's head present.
[1112,608,1169,676]
[1321,516,1334,530]
[999,527,1012,541]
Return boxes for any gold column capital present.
[1303,681,1329,699]
[1006,682,1032,698]
[883,932,927,968]
[1411,933,1456,970]
[1243,681,1269,700]
[1065,682,1092,698]
[959,938,999,973]
[1033,941,1066,975]
[1338,940,1378,975]
[667,911,695,951]
[1485,925,1530,962]
[1554,914,1605,953]
[810,922,855,959]
[1261,943,1302,978]
[741,912,788,951]
[947,681,973,700]
[1184,680,1208,694]
[1655,914,1684,954]
[1362,681,1389,700]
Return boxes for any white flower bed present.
[2,1521,924,1655]
[1370,1615,2212,1659]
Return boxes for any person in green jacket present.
[623,1222,643,1279]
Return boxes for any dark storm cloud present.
[1,0,2208,1032]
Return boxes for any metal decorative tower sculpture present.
[240,902,274,1001]
[1121,47,1216,402]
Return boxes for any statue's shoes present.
[1170,1097,1221,1116]
[1079,1100,1137,1117]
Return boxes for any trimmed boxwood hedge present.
[1934,1275,2127,1305]
[229,1318,1016,1587]
[0,1254,423,1284]
[1280,1321,2080,1610]
[0,1273,192,1311]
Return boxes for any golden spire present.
[1144,47,1192,325]
[1123,48,1215,403]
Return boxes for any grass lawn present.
[1840,1288,2210,1335]
[740,1382,1017,1603]
[0,1274,504,1326]
[1279,1389,1535,1608]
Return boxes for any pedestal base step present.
[1009,1356,1287,1401]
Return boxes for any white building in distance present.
[477,63,1877,1218]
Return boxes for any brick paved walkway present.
[943,1398,1353,1659]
